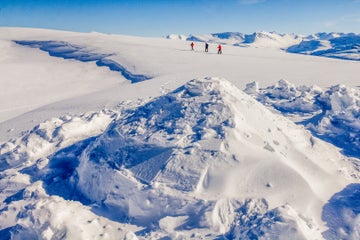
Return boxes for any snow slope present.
[0,27,360,239]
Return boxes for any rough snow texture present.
[76,77,358,239]
[245,79,360,158]
[1,28,360,239]
[166,31,360,61]
[0,110,144,239]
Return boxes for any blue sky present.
[1,0,359,37]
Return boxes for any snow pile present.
[314,85,360,157]
[0,110,149,239]
[76,77,357,238]
[245,79,323,114]
[246,80,360,158]
[0,110,114,171]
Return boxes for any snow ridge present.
[14,40,152,83]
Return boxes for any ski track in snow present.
[14,40,152,83]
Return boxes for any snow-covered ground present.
[167,31,360,61]
[0,27,360,239]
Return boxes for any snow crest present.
[14,40,152,83]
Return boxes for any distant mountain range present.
[166,32,360,61]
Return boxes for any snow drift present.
[76,77,358,239]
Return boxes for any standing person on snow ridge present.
[217,44,222,54]
[190,42,195,51]
[205,42,209,52]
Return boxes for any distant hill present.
[166,31,360,61]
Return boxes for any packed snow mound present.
[246,80,360,158]
[76,77,358,238]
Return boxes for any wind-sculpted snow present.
[0,110,147,239]
[14,40,152,83]
[0,77,359,239]
[245,80,360,158]
[1,27,360,239]
[75,77,358,238]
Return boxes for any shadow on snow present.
[14,40,151,83]
[322,183,360,239]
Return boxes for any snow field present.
[0,28,359,239]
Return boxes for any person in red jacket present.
[190,42,194,51]
[217,44,222,54]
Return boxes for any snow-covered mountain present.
[166,31,360,61]
[287,34,360,61]
[167,31,302,49]
[1,27,360,239]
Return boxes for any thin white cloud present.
[238,0,266,5]
[323,14,360,31]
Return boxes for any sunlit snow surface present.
[245,80,360,159]
[0,28,360,239]
[167,31,360,61]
